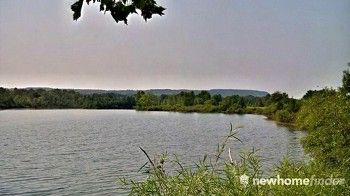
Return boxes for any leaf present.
[71,0,165,24]
[71,0,84,21]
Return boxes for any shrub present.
[296,92,350,168]
[274,110,295,123]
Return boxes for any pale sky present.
[0,0,349,97]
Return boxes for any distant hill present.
[72,88,268,97]
[24,87,268,97]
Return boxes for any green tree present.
[195,90,211,104]
[341,63,350,95]
[0,88,134,109]
[270,91,288,103]
[296,91,350,167]
[238,97,246,108]
[182,91,195,106]
[211,94,222,106]
[135,92,159,108]
[219,96,232,111]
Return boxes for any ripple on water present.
[0,110,306,195]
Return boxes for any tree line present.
[134,89,301,123]
[0,88,135,109]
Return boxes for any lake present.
[0,110,306,195]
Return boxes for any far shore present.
[0,107,301,130]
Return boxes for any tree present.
[135,92,159,108]
[238,97,246,108]
[270,91,288,103]
[296,91,350,166]
[71,0,165,24]
[341,63,350,95]
[181,91,195,106]
[211,94,222,106]
[197,91,211,100]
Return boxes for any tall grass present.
[121,125,349,195]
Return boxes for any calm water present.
[0,110,306,195]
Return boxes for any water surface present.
[0,110,305,195]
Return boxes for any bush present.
[274,110,295,123]
[296,92,350,168]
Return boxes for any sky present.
[0,0,349,97]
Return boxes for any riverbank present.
[125,90,350,195]
[136,105,298,126]
[127,66,350,194]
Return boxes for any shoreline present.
[135,107,300,128]
[0,107,301,130]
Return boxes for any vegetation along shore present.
[1,66,349,195]
[122,66,350,195]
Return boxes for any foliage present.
[270,159,349,195]
[0,88,135,109]
[135,91,160,109]
[122,126,349,195]
[1,88,298,124]
[340,63,350,95]
[211,94,222,106]
[296,91,350,168]
[274,110,295,123]
[134,90,300,123]
[71,0,165,24]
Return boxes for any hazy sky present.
[1,0,349,97]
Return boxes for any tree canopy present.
[71,0,165,24]
[341,63,350,95]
